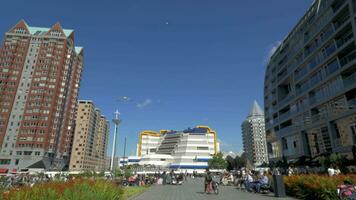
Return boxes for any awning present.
[0,169,8,173]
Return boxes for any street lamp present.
[110,109,121,171]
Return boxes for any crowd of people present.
[0,173,69,189]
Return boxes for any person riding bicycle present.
[205,169,213,193]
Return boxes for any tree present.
[226,155,236,171]
[208,152,227,169]
[329,153,347,167]
[235,154,247,168]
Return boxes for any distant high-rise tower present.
[0,20,83,171]
[241,101,268,166]
[69,100,109,171]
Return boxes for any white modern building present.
[119,156,141,167]
[242,101,269,166]
[135,126,220,172]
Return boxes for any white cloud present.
[136,98,153,109]
[264,40,282,64]
[220,140,233,148]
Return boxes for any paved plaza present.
[131,178,296,200]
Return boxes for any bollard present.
[273,174,286,197]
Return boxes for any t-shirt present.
[328,168,335,176]
[206,174,212,182]
[260,176,269,184]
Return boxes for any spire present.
[248,100,264,117]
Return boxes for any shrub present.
[2,179,124,200]
[284,174,356,200]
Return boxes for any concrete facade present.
[0,20,83,171]
[264,0,356,161]
[69,100,109,171]
[242,101,269,166]
[136,126,220,171]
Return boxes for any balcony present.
[295,67,309,82]
[348,99,356,108]
[309,95,318,105]
[311,113,328,123]
[332,0,347,13]
[279,111,291,122]
[277,126,294,138]
[333,10,350,30]
[336,30,353,48]
[340,50,356,67]
[325,59,340,77]
[279,94,294,107]
[323,42,338,59]
[343,72,356,87]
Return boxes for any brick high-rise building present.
[69,100,109,172]
[0,20,83,171]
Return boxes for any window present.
[197,147,209,150]
[0,159,10,165]
[351,124,356,144]
[282,138,288,150]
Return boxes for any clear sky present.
[1,0,312,156]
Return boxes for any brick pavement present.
[130,177,296,200]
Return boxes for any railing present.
[325,59,340,76]
[277,69,288,80]
[295,67,309,82]
[279,110,291,122]
[311,113,328,123]
[323,42,337,58]
[277,126,294,138]
[334,12,350,30]
[336,30,353,48]
[343,72,356,87]
[340,50,356,67]
[332,0,347,13]
[278,94,294,106]
[348,99,356,107]
[309,96,318,105]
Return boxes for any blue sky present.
[1,0,312,156]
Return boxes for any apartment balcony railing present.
[277,126,294,138]
[265,122,272,130]
[277,69,288,80]
[334,12,350,30]
[336,30,353,48]
[348,99,356,107]
[295,68,309,82]
[343,72,356,87]
[279,111,291,122]
[311,113,328,123]
[334,0,347,12]
[309,96,318,105]
[273,117,279,125]
[278,94,294,106]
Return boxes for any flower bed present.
[284,174,356,200]
[2,179,124,200]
